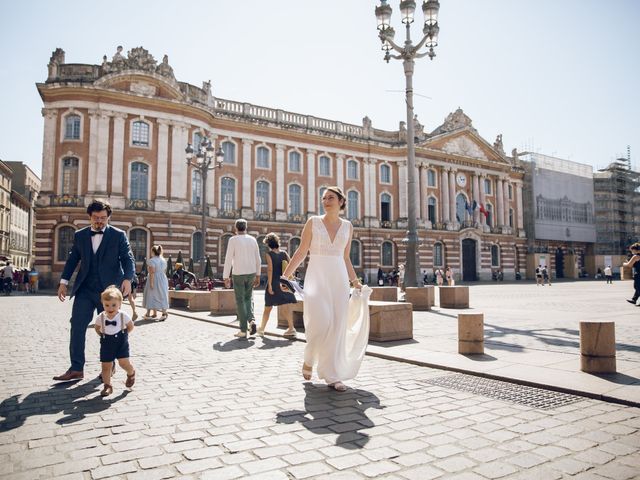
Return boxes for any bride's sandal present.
[328,382,347,392]
[302,363,312,381]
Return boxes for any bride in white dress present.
[282,186,370,392]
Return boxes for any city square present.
[1,1,639,479]
[1,281,639,479]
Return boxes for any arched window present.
[350,240,361,267]
[193,131,204,152]
[289,237,301,257]
[381,241,394,266]
[455,194,467,223]
[132,121,150,146]
[484,178,492,194]
[318,187,327,214]
[319,155,331,176]
[380,193,391,222]
[61,157,79,195]
[428,197,437,224]
[289,184,302,215]
[257,146,270,168]
[347,160,358,180]
[221,177,235,212]
[486,204,493,227]
[220,234,233,265]
[129,229,147,262]
[491,244,500,267]
[57,226,75,262]
[289,151,301,172]
[191,170,202,205]
[433,242,443,267]
[380,164,391,183]
[64,114,81,140]
[130,162,149,200]
[347,191,359,220]
[256,180,270,213]
[222,141,236,164]
[427,169,436,187]
[192,231,203,261]
[256,235,268,265]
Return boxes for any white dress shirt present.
[222,233,262,279]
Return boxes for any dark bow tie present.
[105,320,117,326]
[91,230,104,236]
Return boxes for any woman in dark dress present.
[257,233,297,337]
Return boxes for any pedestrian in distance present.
[256,233,297,338]
[55,199,136,382]
[398,263,406,292]
[143,245,170,321]
[172,263,197,290]
[94,285,136,397]
[543,266,551,286]
[622,242,640,306]
[127,275,139,321]
[282,186,370,393]
[435,268,444,286]
[445,266,455,286]
[223,218,262,338]
[604,265,613,284]
[535,264,543,286]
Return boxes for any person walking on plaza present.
[282,186,369,393]
[543,266,551,286]
[55,199,136,382]
[445,266,455,286]
[623,242,640,306]
[94,285,136,397]
[398,263,406,292]
[223,218,261,338]
[535,265,543,286]
[143,245,170,321]
[256,233,297,338]
[435,268,443,286]
[604,265,613,284]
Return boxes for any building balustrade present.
[287,213,306,223]
[350,218,364,227]
[217,209,241,219]
[50,194,82,207]
[125,198,154,211]
[255,211,274,221]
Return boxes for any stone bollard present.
[458,312,484,354]
[440,286,470,309]
[580,321,616,373]
[404,286,434,311]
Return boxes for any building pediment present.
[424,130,510,165]
[95,72,185,101]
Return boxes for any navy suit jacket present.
[61,224,136,296]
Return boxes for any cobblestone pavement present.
[1,295,640,479]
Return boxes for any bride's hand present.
[351,279,362,290]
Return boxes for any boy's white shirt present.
[96,310,132,335]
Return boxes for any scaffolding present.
[593,156,640,255]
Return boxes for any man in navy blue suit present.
[54,199,136,381]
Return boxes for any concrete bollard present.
[404,286,434,311]
[458,312,484,354]
[580,321,616,373]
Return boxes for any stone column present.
[94,110,111,195]
[156,119,170,199]
[40,108,58,194]
[449,168,457,224]
[398,162,408,220]
[472,173,480,224]
[496,177,504,227]
[503,179,510,227]
[441,168,450,223]
[275,144,286,221]
[86,109,100,195]
[170,122,188,201]
[363,160,371,218]
[336,154,345,192]
[306,149,316,214]
[242,139,253,216]
[110,112,127,198]
[516,182,524,229]
[369,159,378,219]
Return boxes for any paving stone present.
[355,460,401,477]
[472,461,519,479]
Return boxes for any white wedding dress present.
[303,216,371,384]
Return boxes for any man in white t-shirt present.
[223,219,261,338]
[604,265,613,284]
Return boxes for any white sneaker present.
[234,331,247,339]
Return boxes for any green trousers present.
[232,273,256,332]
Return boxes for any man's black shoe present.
[250,321,257,335]
[626,299,637,305]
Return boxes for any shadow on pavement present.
[275,382,384,449]
[212,338,255,351]
[591,372,640,385]
[57,390,129,425]
[0,378,117,431]
[258,337,296,350]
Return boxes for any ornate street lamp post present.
[375,0,440,287]
[185,137,224,276]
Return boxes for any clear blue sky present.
[1,0,638,177]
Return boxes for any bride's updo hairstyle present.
[325,186,346,211]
